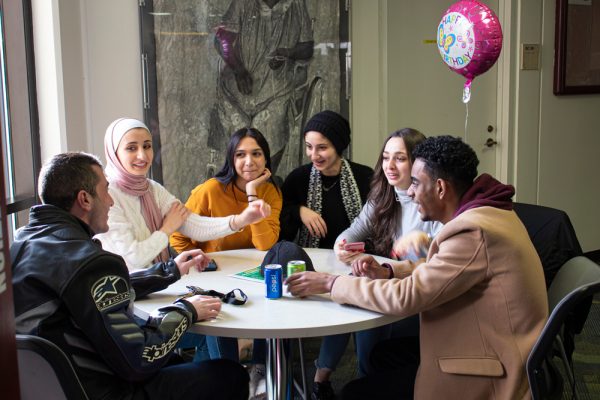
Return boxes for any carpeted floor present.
[566,294,600,400]
[291,336,357,399]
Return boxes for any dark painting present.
[143,0,347,200]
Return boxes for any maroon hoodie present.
[453,173,515,218]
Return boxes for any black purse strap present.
[180,285,248,305]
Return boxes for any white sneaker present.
[248,363,266,398]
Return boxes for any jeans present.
[178,333,211,362]
[316,324,391,377]
[340,336,420,400]
[133,358,250,400]
[206,336,266,364]
[316,314,420,377]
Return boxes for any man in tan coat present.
[286,136,548,399]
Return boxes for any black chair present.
[513,202,583,288]
[16,334,89,400]
[526,256,600,399]
[514,202,590,366]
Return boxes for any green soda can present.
[287,260,306,276]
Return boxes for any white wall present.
[33,0,144,163]
[80,0,144,160]
[349,0,388,167]
[59,0,87,153]
[350,0,600,251]
[504,0,600,251]
[534,0,600,251]
[32,0,67,162]
[39,0,600,251]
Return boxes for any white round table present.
[134,248,400,399]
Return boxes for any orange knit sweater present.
[170,178,282,253]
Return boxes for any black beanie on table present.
[259,240,315,277]
[302,110,351,155]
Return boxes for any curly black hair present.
[412,135,479,196]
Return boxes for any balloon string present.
[464,102,469,141]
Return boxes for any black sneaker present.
[311,381,335,400]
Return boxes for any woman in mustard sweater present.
[170,128,281,253]
[170,127,281,397]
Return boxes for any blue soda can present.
[264,264,283,299]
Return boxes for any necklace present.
[322,179,339,192]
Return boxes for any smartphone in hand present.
[205,259,218,271]
[344,241,365,252]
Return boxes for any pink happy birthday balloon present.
[437,0,503,102]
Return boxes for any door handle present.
[485,138,498,148]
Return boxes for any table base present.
[266,338,309,400]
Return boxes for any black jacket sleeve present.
[279,165,310,242]
[129,259,181,299]
[61,254,193,382]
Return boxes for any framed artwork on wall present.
[139,0,350,201]
[554,0,600,95]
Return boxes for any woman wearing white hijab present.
[95,117,270,270]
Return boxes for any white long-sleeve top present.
[95,179,234,270]
[336,188,443,252]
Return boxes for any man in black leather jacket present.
[11,152,249,400]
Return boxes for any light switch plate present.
[521,43,540,70]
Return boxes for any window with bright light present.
[0,0,41,241]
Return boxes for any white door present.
[385,0,500,176]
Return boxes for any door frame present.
[495,0,513,184]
